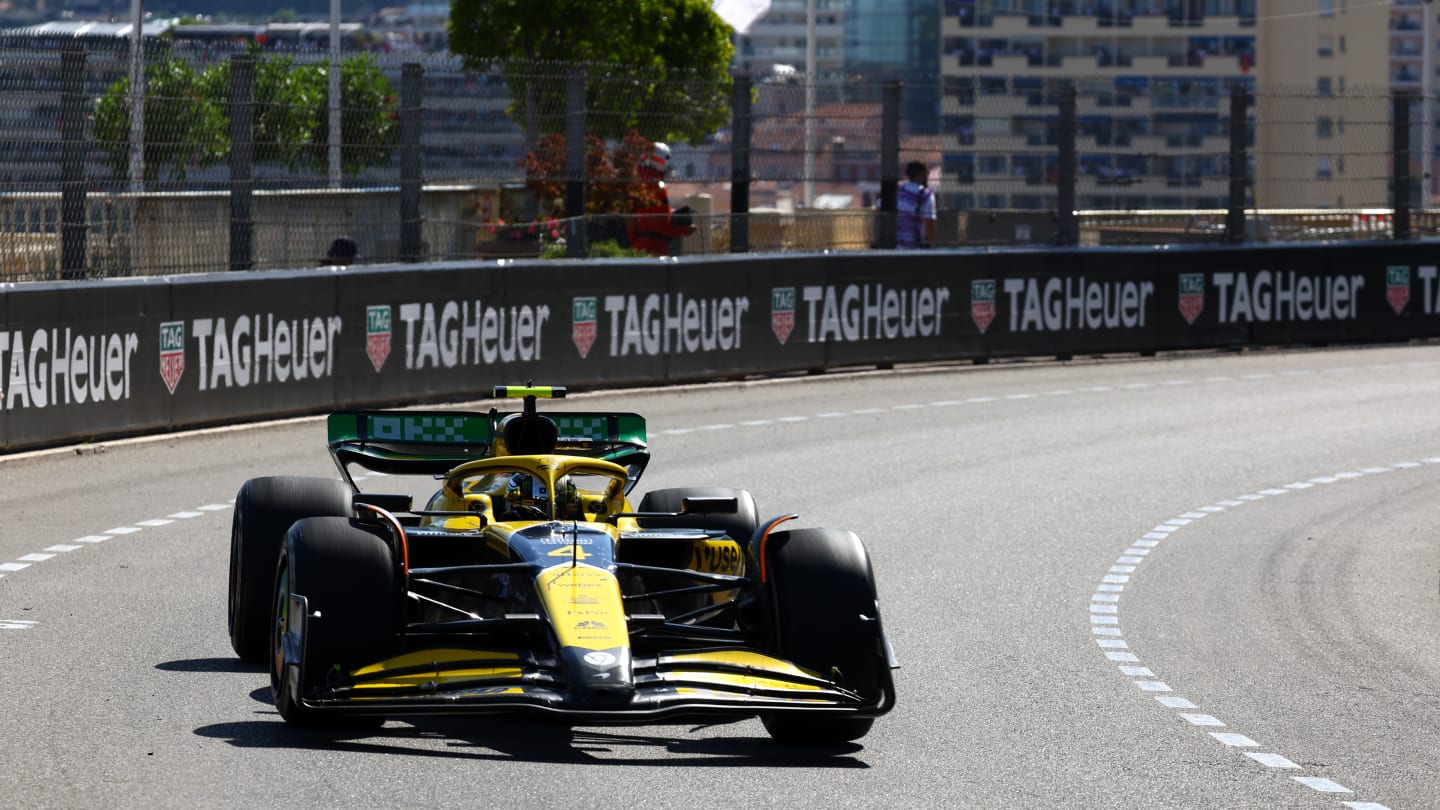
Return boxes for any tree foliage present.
[448,0,734,144]
[304,55,400,177]
[93,57,228,183]
[519,129,663,215]
[95,50,398,182]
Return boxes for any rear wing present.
[327,409,649,482]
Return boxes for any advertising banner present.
[0,279,164,448]
[3,241,1440,452]
[164,271,344,426]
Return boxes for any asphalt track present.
[2,344,1438,809]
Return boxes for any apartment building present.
[1390,0,1438,204]
[733,0,847,78]
[940,0,1390,210]
[1256,0,1388,209]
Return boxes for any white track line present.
[1089,459,1430,810]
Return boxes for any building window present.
[1316,156,1332,178]
[1317,36,1333,58]
[1317,76,1332,97]
[1318,0,1334,16]
[1317,117,1333,138]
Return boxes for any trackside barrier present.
[2,242,1439,451]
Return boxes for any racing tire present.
[228,476,351,663]
[637,487,760,545]
[760,527,886,745]
[271,517,395,729]
[634,488,760,621]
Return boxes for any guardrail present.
[1,241,1437,452]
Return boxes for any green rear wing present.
[326,409,649,478]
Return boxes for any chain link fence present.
[0,34,1429,280]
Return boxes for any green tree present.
[93,57,228,183]
[97,51,398,182]
[305,55,400,177]
[196,51,323,172]
[448,0,734,144]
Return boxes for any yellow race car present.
[227,385,896,743]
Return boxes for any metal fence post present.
[228,53,255,272]
[60,45,87,280]
[730,74,752,254]
[400,62,425,262]
[1393,91,1413,240]
[878,79,901,250]
[565,68,587,258]
[1224,84,1248,245]
[1056,81,1077,246]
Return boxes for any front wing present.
[291,646,895,723]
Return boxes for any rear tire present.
[228,476,351,662]
[761,527,885,744]
[271,517,395,729]
[637,487,759,545]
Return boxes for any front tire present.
[637,486,760,545]
[761,527,887,744]
[228,476,351,662]
[271,517,395,728]
[635,487,762,619]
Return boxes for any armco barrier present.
[2,242,1439,452]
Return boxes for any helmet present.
[639,142,671,175]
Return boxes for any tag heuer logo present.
[1178,273,1205,325]
[771,287,795,344]
[971,279,995,334]
[159,321,185,395]
[572,297,597,359]
[1386,265,1410,315]
[365,305,391,373]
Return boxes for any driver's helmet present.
[639,142,671,176]
[553,475,580,519]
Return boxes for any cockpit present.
[428,457,631,527]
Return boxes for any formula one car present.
[226,385,896,743]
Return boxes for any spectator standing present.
[627,142,696,256]
[892,161,936,249]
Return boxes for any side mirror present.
[353,493,413,513]
[681,496,739,515]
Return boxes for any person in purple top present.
[895,160,936,249]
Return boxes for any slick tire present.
[761,527,885,744]
[637,487,760,545]
[632,487,759,619]
[272,517,395,729]
[229,477,351,663]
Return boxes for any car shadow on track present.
[156,657,267,675]
[174,657,870,767]
[421,718,870,767]
[194,712,868,767]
